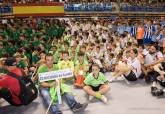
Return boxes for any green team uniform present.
[5,46,17,56]
[53,51,59,64]
[0,48,5,58]
[16,60,27,69]
[84,72,107,87]
[58,60,74,72]
[64,35,71,45]
[32,54,40,65]
[32,41,42,47]
[74,53,88,65]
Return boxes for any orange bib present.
[163,37,165,53]
[137,27,144,39]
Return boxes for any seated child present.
[74,52,89,88]
[83,64,110,103]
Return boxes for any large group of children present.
[1,17,165,114]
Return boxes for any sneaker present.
[54,111,62,114]
[52,109,62,114]
[72,103,88,113]
[154,89,164,96]
[151,86,158,92]
[86,95,94,101]
[109,77,117,83]
[100,95,108,103]
[138,73,145,79]
[151,86,158,96]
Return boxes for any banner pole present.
[56,79,62,104]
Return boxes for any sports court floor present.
[0,72,165,114]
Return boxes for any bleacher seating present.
[64,3,112,11]
[120,5,165,12]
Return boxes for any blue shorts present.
[143,38,152,45]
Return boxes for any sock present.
[95,92,102,99]
[152,81,156,87]
[163,89,165,93]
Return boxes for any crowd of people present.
[0,16,165,113]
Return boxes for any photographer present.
[0,57,23,105]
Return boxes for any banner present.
[13,2,64,17]
[39,69,73,82]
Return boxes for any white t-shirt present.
[94,50,104,59]
[127,57,142,78]
[109,58,117,65]
[142,49,148,56]
[144,51,163,64]
[79,40,83,46]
